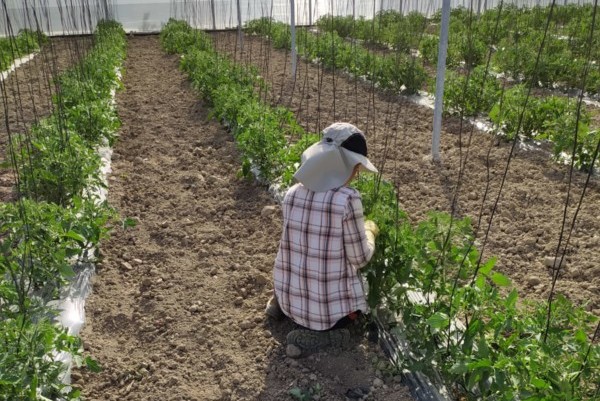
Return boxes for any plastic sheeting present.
[2,0,597,36]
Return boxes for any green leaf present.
[121,217,137,229]
[531,377,549,389]
[66,230,86,243]
[491,272,511,287]
[574,329,587,344]
[427,312,449,330]
[449,362,468,375]
[85,356,102,373]
[59,264,75,278]
[289,387,307,400]
[479,256,497,276]
[505,289,518,309]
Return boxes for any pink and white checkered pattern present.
[274,183,374,331]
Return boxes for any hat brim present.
[293,141,378,192]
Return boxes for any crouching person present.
[266,122,380,358]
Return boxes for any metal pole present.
[309,0,312,26]
[291,0,297,76]
[236,0,243,50]
[431,0,451,162]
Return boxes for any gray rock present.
[544,256,567,269]
[527,275,541,286]
[121,261,133,271]
[286,344,302,358]
[373,378,384,388]
[261,205,278,217]
[240,321,253,330]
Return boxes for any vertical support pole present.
[431,0,451,162]
[237,0,243,50]
[210,0,217,30]
[290,0,297,77]
[309,0,313,26]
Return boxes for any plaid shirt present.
[273,183,374,331]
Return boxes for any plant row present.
[0,29,47,71]
[0,20,126,400]
[317,5,600,95]
[445,70,599,171]
[247,17,599,172]
[162,20,599,401]
[160,18,315,187]
[244,17,426,95]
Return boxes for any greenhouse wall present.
[1,0,596,36]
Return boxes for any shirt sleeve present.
[343,194,375,269]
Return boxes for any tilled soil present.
[78,36,413,401]
[0,37,92,202]
[212,32,600,315]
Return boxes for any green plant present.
[0,29,47,71]
[289,383,322,401]
[160,18,197,54]
[249,19,426,94]
[444,66,501,117]
[355,174,599,400]
[11,120,103,206]
[1,20,124,401]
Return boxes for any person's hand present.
[364,220,380,238]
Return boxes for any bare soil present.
[78,36,413,401]
[212,32,600,316]
[0,36,92,202]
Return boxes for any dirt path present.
[78,35,413,401]
[0,36,92,201]
[212,32,600,315]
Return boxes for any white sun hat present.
[293,122,378,192]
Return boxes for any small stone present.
[240,321,253,330]
[544,256,567,269]
[254,274,269,286]
[133,258,143,264]
[121,261,133,271]
[234,297,243,306]
[210,267,219,275]
[71,371,82,382]
[309,373,317,381]
[286,344,302,358]
[261,205,278,217]
[527,275,541,286]
[189,305,200,313]
[373,378,384,387]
